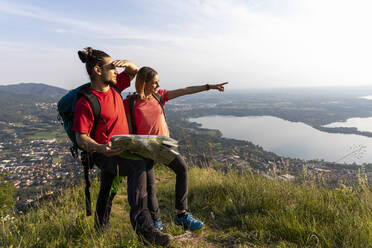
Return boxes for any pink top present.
[124,89,170,137]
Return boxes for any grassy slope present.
[1,166,372,248]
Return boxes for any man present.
[72,47,172,246]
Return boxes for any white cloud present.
[0,1,166,41]
[1,0,372,89]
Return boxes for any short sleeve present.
[157,89,168,105]
[116,71,131,92]
[72,97,94,135]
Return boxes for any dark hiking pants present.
[92,153,153,233]
[146,154,188,219]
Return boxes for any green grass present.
[1,166,372,247]
[52,156,62,163]
[1,127,15,134]
[25,130,66,140]
[12,122,26,127]
[182,169,372,247]
[205,130,220,137]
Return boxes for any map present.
[111,135,179,165]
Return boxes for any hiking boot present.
[154,218,164,231]
[175,212,203,231]
[139,227,173,246]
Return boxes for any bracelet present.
[206,84,210,90]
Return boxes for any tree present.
[0,173,15,216]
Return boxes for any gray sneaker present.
[139,227,173,246]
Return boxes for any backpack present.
[126,92,166,134]
[57,83,119,216]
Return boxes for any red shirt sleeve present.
[71,97,94,135]
[116,71,131,92]
[157,89,168,105]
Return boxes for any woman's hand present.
[209,82,228,92]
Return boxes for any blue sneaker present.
[175,212,203,231]
[154,219,163,231]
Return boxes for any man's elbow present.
[75,132,85,148]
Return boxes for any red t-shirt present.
[124,89,170,137]
[72,72,130,144]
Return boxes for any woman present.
[124,66,227,231]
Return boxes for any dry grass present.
[1,165,371,247]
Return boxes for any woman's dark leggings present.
[146,155,188,220]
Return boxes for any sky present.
[0,0,372,90]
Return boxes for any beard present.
[101,71,116,86]
[105,80,116,86]
[104,77,116,86]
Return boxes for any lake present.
[189,115,372,164]
[323,117,372,133]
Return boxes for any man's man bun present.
[77,47,110,80]
[78,47,94,63]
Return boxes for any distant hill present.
[0,83,67,122]
[0,83,67,98]
[0,83,67,105]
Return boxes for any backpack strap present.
[80,151,92,216]
[152,93,167,120]
[78,87,102,139]
[127,93,137,134]
[70,86,104,158]
[111,85,120,94]
[76,87,103,217]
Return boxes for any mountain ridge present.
[0,83,67,122]
[0,82,67,97]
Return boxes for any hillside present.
[0,83,67,97]
[1,166,371,247]
[0,83,66,124]
[1,82,372,247]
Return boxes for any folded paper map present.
[111,135,179,165]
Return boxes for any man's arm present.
[112,60,138,81]
[167,82,228,101]
[76,132,123,157]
